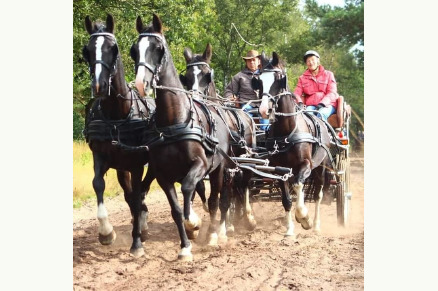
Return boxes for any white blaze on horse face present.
[135,38,150,96]
[259,71,275,95]
[191,66,201,92]
[259,72,275,118]
[94,36,105,84]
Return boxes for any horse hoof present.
[177,254,193,262]
[245,217,257,231]
[226,225,235,236]
[207,233,218,247]
[218,235,228,245]
[130,247,145,258]
[283,234,297,241]
[295,215,313,230]
[141,230,149,242]
[186,229,200,240]
[98,230,116,245]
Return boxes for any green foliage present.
[73,0,364,141]
[73,105,85,140]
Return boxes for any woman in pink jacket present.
[293,50,338,121]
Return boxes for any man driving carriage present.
[293,50,339,122]
[224,49,270,130]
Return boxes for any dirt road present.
[73,157,364,290]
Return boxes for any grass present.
[73,141,161,208]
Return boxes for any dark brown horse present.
[130,14,234,260]
[180,43,258,244]
[82,14,155,247]
[254,52,340,237]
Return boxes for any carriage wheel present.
[336,156,351,227]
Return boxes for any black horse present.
[130,14,234,260]
[253,52,340,237]
[82,14,155,246]
[180,43,258,244]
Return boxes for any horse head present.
[83,14,120,97]
[254,52,295,122]
[180,43,215,98]
[131,14,170,97]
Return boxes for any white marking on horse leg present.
[178,242,193,260]
[94,36,104,87]
[226,208,235,233]
[245,188,257,230]
[217,220,228,244]
[313,188,323,232]
[97,203,113,236]
[285,210,295,236]
[293,182,308,218]
[139,210,149,231]
[184,203,201,230]
[208,232,218,246]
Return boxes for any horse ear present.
[152,13,163,33]
[183,48,192,63]
[85,16,93,35]
[106,14,114,34]
[203,43,212,63]
[82,46,89,63]
[271,52,279,67]
[136,16,143,33]
[179,74,187,87]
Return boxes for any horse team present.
[82,13,342,261]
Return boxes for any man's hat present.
[242,50,260,60]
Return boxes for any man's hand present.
[259,97,269,119]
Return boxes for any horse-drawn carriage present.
[81,13,353,260]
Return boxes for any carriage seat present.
[327,95,351,130]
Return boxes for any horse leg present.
[93,155,116,245]
[140,164,155,195]
[312,166,325,233]
[241,170,256,231]
[129,168,146,258]
[180,158,205,240]
[294,160,313,230]
[116,170,132,209]
[139,166,157,240]
[195,180,209,212]
[280,179,295,237]
[158,179,193,261]
[206,166,224,246]
[118,170,149,242]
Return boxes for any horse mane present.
[93,22,107,33]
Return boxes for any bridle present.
[184,61,214,96]
[133,33,168,92]
[87,32,120,96]
[259,66,305,121]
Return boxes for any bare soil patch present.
[73,158,364,290]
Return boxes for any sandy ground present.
[73,155,364,291]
